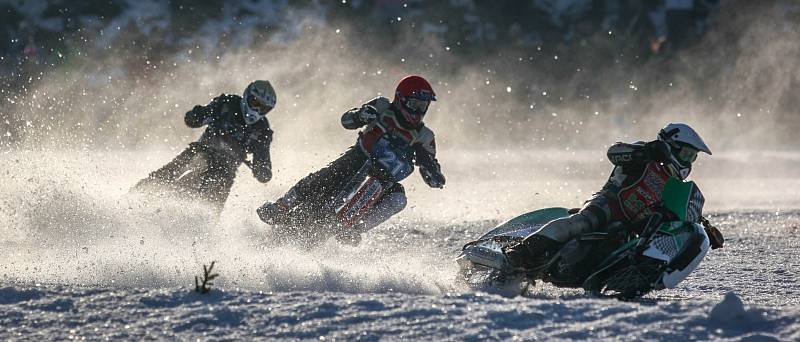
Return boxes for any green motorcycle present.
[457,177,711,299]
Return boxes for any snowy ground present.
[1,149,799,340]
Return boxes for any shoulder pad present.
[368,96,391,113]
[221,94,241,103]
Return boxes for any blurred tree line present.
[2,0,798,148]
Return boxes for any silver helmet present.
[657,123,712,179]
[241,80,276,125]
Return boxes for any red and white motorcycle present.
[258,136,414,246]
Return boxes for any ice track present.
[1,150,799,340]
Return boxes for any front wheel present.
[457,261,532,297]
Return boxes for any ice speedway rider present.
[133,80,277,212]
[258,75,446,244]
[491,123,725,276]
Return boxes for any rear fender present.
[477,207,570,241]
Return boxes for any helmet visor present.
[404,97,430,115]
[676,145,698,165]
[248,96,273,115]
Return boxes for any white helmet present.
[240,80,276,125]
[657,123,711,179]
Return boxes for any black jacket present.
[185,94,273,182]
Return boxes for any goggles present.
[410,89,436,102]
[248,96,273,114]
[404,97,430,114]
[676,145,698,164]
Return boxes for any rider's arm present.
[185,94,224,128]
[607,140,670,166]
[341,96,391,129]
[251,129,274,183]
[414,128,445,188]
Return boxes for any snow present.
[0,286,796,340]
[3,1,798,338]
[1,149,799,340]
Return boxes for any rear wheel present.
[266,201,337,248]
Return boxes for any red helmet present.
[393,75,436,126]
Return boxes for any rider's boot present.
[503,206,605,276]
[257,187,301,224]
[502,235,562,277]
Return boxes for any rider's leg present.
[504,194,611,271]
[538,193,611,243]
[133,144,199,189]
[284,146,367,208]
[258,146,367,224]
[200,155,238,213]
[294,146,367,203]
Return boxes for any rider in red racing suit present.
[258,75,445,244]
[503,123,724,273]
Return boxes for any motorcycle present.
[262,135,415,246]
[457,177,711,299]
[131,142,241,211]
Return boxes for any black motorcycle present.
[132,142,242,212]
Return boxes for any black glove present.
[645,140,671,163]
[253,165,272,183]
[700,217,724,249]
[185,105,215,127]
[357,105,379,124]
[420,166,445,188]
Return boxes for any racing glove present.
[252,164,272,183]
[357,105,379,124]
[645,140,671,163]
[700,216,724,249]
[185,105,213,127]
[420,165,445,188]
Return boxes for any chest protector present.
[359,110,422,154]
[616,162,673,221]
